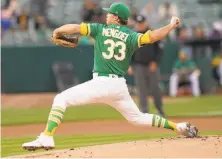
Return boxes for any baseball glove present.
[51,33,79,48]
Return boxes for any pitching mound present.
[11,136,222,158]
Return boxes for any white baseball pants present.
[52,74,154,126]
[169,72,200,97]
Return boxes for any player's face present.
[106,13,117,25]
[179,54,187,61]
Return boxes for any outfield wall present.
[2,40,216,93]
[2,45,94,93]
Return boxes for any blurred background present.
[1,0,222,96]
[1,1,222,157]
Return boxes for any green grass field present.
[1,95,222,157]
[2,131,222,157]
[2,96,222,126]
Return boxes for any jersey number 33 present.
[102,39,126,61]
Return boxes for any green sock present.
[152,115,177,132]
[44,106,65,136]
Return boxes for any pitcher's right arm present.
[139,16,180,45]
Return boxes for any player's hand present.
[149,62,157,72]
[52,29,60,38]
[128,66,133,75]
[193,69,201,76]
[170,16,180,29]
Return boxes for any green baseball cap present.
[103,3,130,20]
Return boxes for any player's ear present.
[114,15,119,22]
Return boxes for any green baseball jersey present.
[85,23,142,76]
[173,59,196,69]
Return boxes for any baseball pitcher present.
[22,3,198,151]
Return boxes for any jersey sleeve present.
[130,30,151,50]
[212,56,221,67]
[130,32,143,50]
[80,23,100,38]
[173,60,181,69]
[140,30,151,45]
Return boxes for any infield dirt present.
[9,136,222,158]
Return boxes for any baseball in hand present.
[170,16,180,28]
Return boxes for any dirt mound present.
[10,136,222,158]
